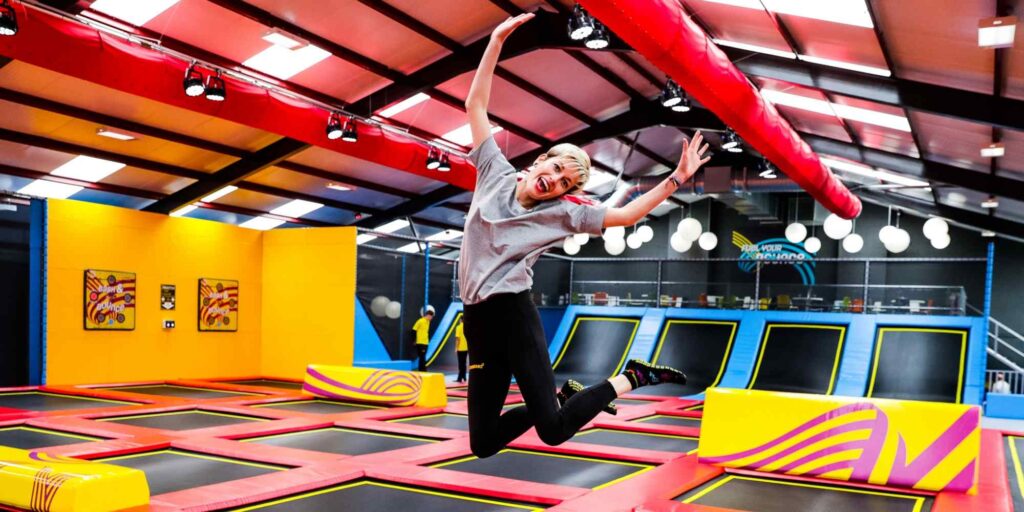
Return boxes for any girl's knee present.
[470,437,502,459]
[534,421,570,447]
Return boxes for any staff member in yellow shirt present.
[455,317,468,383]
[412,305,435,371]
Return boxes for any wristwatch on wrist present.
[668,176,682,188]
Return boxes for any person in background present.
[412,306,435,371]
[992,372,1012,394]
[455,317,468,383]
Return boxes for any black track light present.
[659,79,683,108]
[568,4,594,41]
[437,151,451,172]
[671,96,692,112]
[0,1,17,37]
[426,147,440,170]
[584,23,609,49]
[758,159,777,179]
[722,129,742,152]
[326,113,343,140]
[183,63,205,97]
[204,70,226,102]
[341,116,358,143]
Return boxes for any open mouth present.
[536,177,550,194]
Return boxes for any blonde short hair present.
[544,143,591,192]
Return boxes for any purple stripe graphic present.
[741,419,876,469]
[888,408,979,490]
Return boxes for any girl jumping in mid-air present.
[460,13,710,458]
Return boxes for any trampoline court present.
[96,384,260,399]
[552,316,641,386]
[434,449,653,489]
[0,391,137,411]
[1004,435,1024,511]
[232,481,544,511]
[642,319,738,396]
[224,379,304,390]
[99,410,267,430]
[249,399,382,414]
[747,323,846,395]
[100,449,285,496]
[866,327,968,403]
[243,427,438,455]
[0,426,101,449]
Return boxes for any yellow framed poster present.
[198,278,238,332]
[84,269,136,330]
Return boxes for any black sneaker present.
[557,379,617,415]
[623,359,687,389]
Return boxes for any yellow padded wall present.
[46,200,263,384]
[260,227,356,379]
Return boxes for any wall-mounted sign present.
[161,284,176,310]
[732,231,817,285]
[84,269,136,330]
[198,278,238,332]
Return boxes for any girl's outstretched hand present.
[491,13,535,43]
[674,131,712,182]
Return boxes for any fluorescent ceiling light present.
[821,157,929,187]
[270,199,323,218]
[798,55,891,77]
[378,93,431,118]
[375,219,409,234]
[979,16,1016,48]
[90,0,180,26]
[262,29,305,49]
[50,155,125,182]
[981,143,1005,158]
[201,186,238,203]
[326,183,353,192]
[356,234,378,244]
[96,128,136,141]
[170,204,199,217]
[713,39,796,59]
[18,180,83,199]
[700,0,873,28]
[982,230,996,238]
[396,242,422,253]
[243,44,331,80]
[425,229,463,242]
[240,216,287,230]
[981,196,999,208]
[761,89,911,131]
[441,124,503,147]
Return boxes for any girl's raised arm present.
[465,13,534,150]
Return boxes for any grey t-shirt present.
[458,136,606,305]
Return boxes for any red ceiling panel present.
[248,166,406,210]
[910,111,991,172]
[583,138,662,176]
[828,95,917,157]
[1006,36,1024,101]
[499,50,632,122]
[680,0,792,54]
[214,187,291,213]
[781,16,888,73]
[285,146,441,195]
[100,167,196,195]
[998,128,1024,176]
[383,0,522,47]
[582,52,662,98]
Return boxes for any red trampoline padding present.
[578,0,861,219]
[932,429,1013,512]
[0,5,476,191]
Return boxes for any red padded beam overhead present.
[0,5,476,190]
[579,0,861,218]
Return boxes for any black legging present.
[416,344,428,372]
[463,291,617,458]
[457,350,468,382]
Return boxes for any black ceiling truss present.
[859,189,1024,240]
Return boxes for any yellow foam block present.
[0,447,149,512]
[303,364,447,408]
[698,388,980,493]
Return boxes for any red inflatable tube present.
[579,0,862,219]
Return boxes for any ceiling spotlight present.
[981,142,1005,158]
[671,96,692,113]
[982,230,996,238]
[437,151,451,172]
[341,116,358,143]
[568,4,595,41]
[659,79,683,108]
[722,129,741,151]
[183,63,205,97]
[758,160,777,179]
[326,113,343,140]
[426,147,440,170]
[204,70,226,102]
[981,196,999,208]
[0,0,17,36]
[584,23,610,49]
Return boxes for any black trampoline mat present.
[749,324,845,395]
[625,383,693,397]
[251,400,381,414]
[447,396,467,401]
[0,427,101,449]
[868,328,967,403]
[574,428,698,453]
[1005,436,1024,512]
[390,414,468,431]
[427,312,463,371]
[613,398,660,406]
[231,480,543,511]
[0,392,136,411]
[102,449,283,496]
[101,384,257,399]
[633,415,702,428]
[652,320,738,395]
[102,411,265,430]
[434,449,651,489]
[225,379,304,390]
[246,428,435,455]
[553,317,640,386]
[677,475,931,512]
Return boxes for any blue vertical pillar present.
[983,241,994,337]
[424,243,430,311]
[27,200,45,385]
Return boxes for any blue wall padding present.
[832,314,877,397]
[353,360,414,370]
[427,301,464,363]
[625,309,667,363]
[538,307,568,346]
[547,306,644,363]
[986,393,1024,419]
[353,299,394,364]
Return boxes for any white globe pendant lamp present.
[803,236,821,254]
[563,236,581,255]
[677,217,702,242]
[842,233,864,253]
[785,222,807,244]
[823,214,853,240]
[670,232,692,253]
[573,233,590,245]
[698,232,718,251]
[637,225,654,243]
[923,217,949,240]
